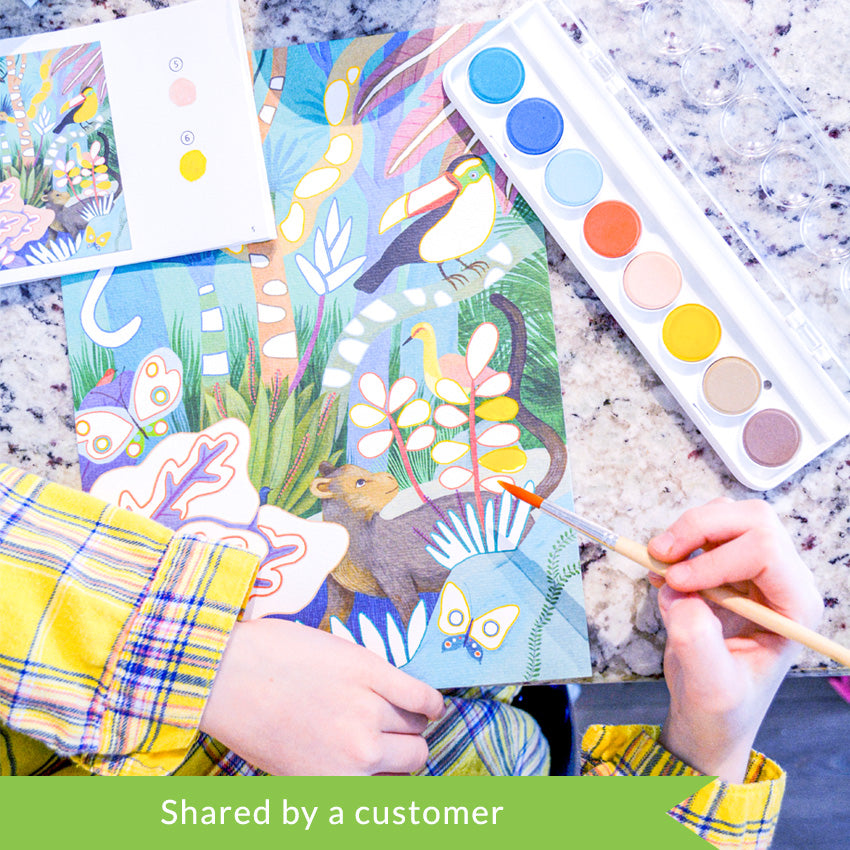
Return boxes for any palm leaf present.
[266,391,296,492]
[248,383,270,489]
[383,77,458,178]
[353,23,485,123]
[222,383,251,423]
[168,314,202,431]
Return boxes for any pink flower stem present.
[388,414,427,503]
[467,383,484,527]
[289,293,325,397]
[213,382,226,418]
[269,369,282,420]
[247,337,258,406]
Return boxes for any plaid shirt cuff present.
[581,724,785,849]
[0,464,258,776]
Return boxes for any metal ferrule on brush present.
[538,501,619,550]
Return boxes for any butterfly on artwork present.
[85,224,112,250]
[437,581,520,662]
[74,347,184,464]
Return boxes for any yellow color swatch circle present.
[662,303,721,362]
[180,149,206,181]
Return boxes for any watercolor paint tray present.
[443,0,850,490]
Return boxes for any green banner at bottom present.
[3,775,712,848]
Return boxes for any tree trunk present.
[242,38,391,387]
[5,55,36,166]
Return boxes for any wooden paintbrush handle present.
[700,585,850,668]
[614,536,850,669]
[615,537,670,577]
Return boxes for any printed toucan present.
[53,87,99,134]
[354,154,496,293]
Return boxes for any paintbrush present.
[500,481,850,668]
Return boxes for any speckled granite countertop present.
[3,0,849,679]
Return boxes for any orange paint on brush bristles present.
[498,480,542,508]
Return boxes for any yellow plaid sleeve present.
[0,463,259,776]
[581,724,784,848]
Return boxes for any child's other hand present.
[200,619,445,775]
[647,498,822,783]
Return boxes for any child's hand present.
[647,498,822,783]
[200,619,445,775]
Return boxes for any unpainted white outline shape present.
[80,267,142,348]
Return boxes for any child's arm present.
[581,498,820,848]
[201,618,444,775]
[0,463,256,775]
[647,497,823,783]
[0,462,441,776]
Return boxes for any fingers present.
[333,642,442,775]
[657,584,739,698]
[659,585,727,662]
[373,732,430,775]
[670,529,816,618]
[380,702,431,735]
[656,584,760,783]
[649,497,772,562]
[368,661,446,722]
[341,724,430,775]
[648,498,822,626]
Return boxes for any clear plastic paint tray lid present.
[543,0,850,396]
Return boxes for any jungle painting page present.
[0,0,274,286]
[61,26,591,688]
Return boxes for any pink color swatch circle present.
[169,77,196,106]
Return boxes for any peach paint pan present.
[443,0,850,490]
